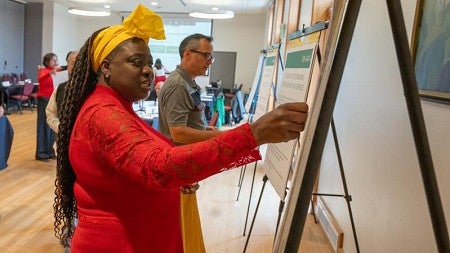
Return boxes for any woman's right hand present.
[250,102,309,146]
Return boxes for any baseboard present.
[315,196,344,252]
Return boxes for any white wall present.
[75,14,122,48]
[212,14,267,93]
[52,3,79,66]
[46,10,266,92]
[41,1,53,58]
[316,0,450,252]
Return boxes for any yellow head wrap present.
[91,4,166,72]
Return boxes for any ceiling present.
[24,0,272,15]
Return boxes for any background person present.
[53,5,308,252]
[36,52,60,161]
[153,58,170,83]
[158,33,218,143]
[155,80,164,98]
[46,50,78,133]
[158,33,219,252]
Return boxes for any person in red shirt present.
[36,53,60,161]
[53,4,308,252]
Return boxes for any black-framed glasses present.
[189,49,215,62]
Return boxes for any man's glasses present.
[189,49,215,62]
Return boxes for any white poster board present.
[245,52,266,114]
[263,39,318,200]
[253,48,278,121]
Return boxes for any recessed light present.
[150,1,158,6]
[68,8,111,17]
[189,9,234,19]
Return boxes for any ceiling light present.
[68,8,111,17]
[189,9,234,19]
[150,1,158,6]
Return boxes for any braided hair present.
[53,27,106,246]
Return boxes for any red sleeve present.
[38,67,51,80]
[73,104,261,189]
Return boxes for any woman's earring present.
[105,74,110,79]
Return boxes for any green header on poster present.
[286,49,313,68]
[266,56,276,66]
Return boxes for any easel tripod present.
[277,1,449,252]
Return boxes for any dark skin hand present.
[250,102,309,146]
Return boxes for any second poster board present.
[253,47,279,121]
[262,35,319,200]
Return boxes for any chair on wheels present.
[8,81,34,114]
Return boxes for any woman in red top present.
[53,5,308,252]
[36,53,60,161]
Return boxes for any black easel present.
[311,117,360,253]
[242,22,329,252]
[240,44,283,238]
[294,19,361,253]
[281,1,449,252]
[236,50,267,203]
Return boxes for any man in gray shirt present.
[158,33,222,253]
[158,33,220,144]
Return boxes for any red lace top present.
[69,85,260,252]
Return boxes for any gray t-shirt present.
[158,65,206,140]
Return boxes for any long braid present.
[53,27,106,246]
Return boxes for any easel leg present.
[242,161,258,236]
[310,197,318,223]
[243,175,268,253]
[331,117,360,253]
[236,164,247,201]
[274,200,285,241]
[238,165,246,187]
[387,1,450,251]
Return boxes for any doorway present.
[210,51,236,92]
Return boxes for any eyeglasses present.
[189,49,215,62]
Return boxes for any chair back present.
[22,82,35,96]
[11,73,19,84]
[2,73,11,82]
[19,72,27,81]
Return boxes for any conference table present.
[0,84,20,110]
[0,83,38,113]
[0,115,14,170]
[133,96,214,128]
[133,101,159,130]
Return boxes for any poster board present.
[262,38,319,200]
[252,47,279,121]
[273,0,349,251]
[245,52,266,115]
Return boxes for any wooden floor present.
[0,111,333,253]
